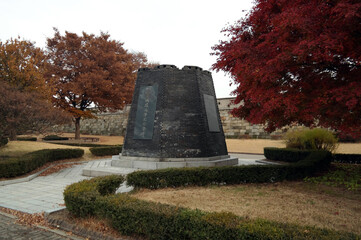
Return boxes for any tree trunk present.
[75,117,81,140]
[9,129,17,141]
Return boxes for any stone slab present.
[110,155,238,170]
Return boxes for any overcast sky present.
[0,0,254,98]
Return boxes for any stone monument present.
[111,65,238,169]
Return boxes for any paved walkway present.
[0,154,265,214]
[0,213,80,240]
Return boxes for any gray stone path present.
[0,163,90,214]
[0,213,80,240]
[0,154,265,214]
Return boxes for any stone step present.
[111,156,239,170]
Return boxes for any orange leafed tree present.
[0,37,50,97]
[46,29,149,139]
[0,38,71,140]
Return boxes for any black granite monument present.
[111,65,238,169]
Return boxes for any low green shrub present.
[47,142,113,147]
[64,175,359,240]
[284,128,338,152]
[264,147,313,162]
[17,137,37,141]
[304,163,361,191]
[0,148,84,178]
[43,135,69,141]
[265,148,361,165]
[0,136,8,147]
[64,175,124,217]
[89,146,122,156]
[333,154,361,164]
[127,151,332,189]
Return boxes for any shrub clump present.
[43,135,69,141]
[64,175,359,240]
[17,137,37,141]
[333,154,361,164]
[0,136,8,147]
[264,147,313,162]
[0,148,84,178]
[304,163,361,191]
[127,151,332,189]
[284,128,338,152]
[89,146,122,156]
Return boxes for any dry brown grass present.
[226,139,361,154]
[133,182,361,235]
[0,141,95,159]
[61,133,124,145]
[0,133,125,160]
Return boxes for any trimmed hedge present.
[0,148,84,178]
[264,147,314,162]
[333,153,361,164]
[265,147,361,165]
[48,142,113,147]
[17,137,37,141]
[89,146,122,156]
[0,136,8,147]
[64,175,359,240]
[127,151,332,189]
[43,135,69,141]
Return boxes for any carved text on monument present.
[133,84,158,139]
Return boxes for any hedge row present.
[89,146,122,156]
[0,136,8,147]
[333,153,361,164]
[17,137,37,141]
[264,147,314,162]
[64,175,359,240]
[43,135,69,141]
[265,147,361,164]
[48,142,113,147]
[0,148,84,178]
[127,151,332,189]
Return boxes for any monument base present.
[111,154,238,170]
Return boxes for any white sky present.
[0,0,254,98]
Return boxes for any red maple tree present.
[46,29,152,139]
[212,0,361,139]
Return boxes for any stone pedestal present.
[112,65,237,169]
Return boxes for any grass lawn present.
[132,179,361,235]
[0,133,124,160]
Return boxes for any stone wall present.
[217,98,283,139]
[54,98,284,139]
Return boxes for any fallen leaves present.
[39,163,81,176]
[0,207,48,227]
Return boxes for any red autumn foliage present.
[46,29,153,139]
[212,0,361,139]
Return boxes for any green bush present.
[264,147,314,162]
[333,154,361,164]
[305,163,361,191]
[17,137,37,141]
[64,175,124,217]
[284,128,338,152]
[126,151,332,189]
[89,146,122,156]
[47,142,113,147]
[0,136,8,147]
[0,148,84,178]
[43,135,69,141]
[64,175,359,240]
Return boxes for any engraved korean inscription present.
[134,84,158,139]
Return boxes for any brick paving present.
[0,214,77,240]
